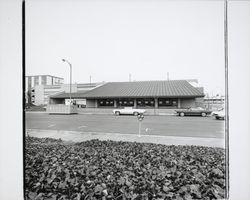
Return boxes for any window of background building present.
[42,76,47,85]
[27,77,31,90]
[34,76,39,85]
[47,76,52,85]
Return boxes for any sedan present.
[212,108,225,120]
[113,107,146,116]
[175,107,212,117]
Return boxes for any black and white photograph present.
[23,0,230,199]
[2,0,250,200]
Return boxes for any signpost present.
[137,114,144,137]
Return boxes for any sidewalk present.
[78,108,177,116]
[26,129,225,148]
[26,108,177,116]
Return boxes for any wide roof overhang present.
[50,80,205,99]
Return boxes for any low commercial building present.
[50,80,205,109]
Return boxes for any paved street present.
[26,113,224,138]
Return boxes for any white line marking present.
[216,131,225,133]
[48,124,55,128]
[78,125,87,129]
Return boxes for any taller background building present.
[25,75,64,104]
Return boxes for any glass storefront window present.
[117,99,134,107]
[97,98,179,107]
[136,98,155,107]
[98,99,114,107]
[158,98,178,107]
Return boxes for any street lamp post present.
[62,59,72,104]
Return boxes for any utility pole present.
[62,59,72,103]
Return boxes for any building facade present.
[203,95,225,110]
[33,82,104,105]
[50,80,205,109]
[25,75,64,104]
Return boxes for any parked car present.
[212,108,225,120]
[113,107,146,116]
[175,107,212,117]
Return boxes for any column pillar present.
[134,99,137,108]
[177,98,181,108]
[114,99,117,108]
[154,98,158,108]
[95,99,98,108]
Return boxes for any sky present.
[26,0,229,96]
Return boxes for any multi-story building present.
[32,82,104,106]
[25,75,64,104]
[204,95,225,110]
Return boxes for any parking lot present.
[26,113,224,139]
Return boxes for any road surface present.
[26,113,224,138]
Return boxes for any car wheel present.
[201,112,206,117]
[133,112,139,116]
[217,116,225,120]
[180,112,185,117]
[115,111,120,116]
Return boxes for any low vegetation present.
[25,137,226,200]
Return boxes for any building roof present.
[49,91,88,99]
[26,75,64,79]
[50,80,204,99]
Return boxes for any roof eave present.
[83,95,205,99]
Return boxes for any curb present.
[25,111,46,114]
[26,129,225,148]
[26,111,176,116]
